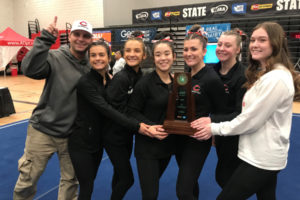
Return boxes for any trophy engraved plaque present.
[163,73,196,135]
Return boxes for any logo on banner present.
[251,4,273,11]
[165,11,180,17]
[136,12,148,20]
[232,3,247,14]
[211,4,228,15]
[276,0,300,11]
[151,10,162,20]
[117,28,156,43]
[182,6,207,18]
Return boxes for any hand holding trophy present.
[163,72,196,135]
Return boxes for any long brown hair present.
[245,21,300,101]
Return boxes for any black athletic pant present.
[217,160,279,200]
[69,149,103,200]
[136,157,171,200]
[215,135,241,188]
[175,136,212,200]
[104,141,134,200]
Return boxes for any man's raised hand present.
[45,16,59,37]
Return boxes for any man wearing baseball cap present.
[13,17,93,200]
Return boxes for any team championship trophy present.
[163,73,196,135]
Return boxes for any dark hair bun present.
[129,31,144,39]
[153,32,174,41]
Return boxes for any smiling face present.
[216,35,240,63]
[69,30,93,57]
[123,40,146,68]
[183,39,207,68]
[249,28,273,67]
[89,45,110,72]
[153,43,175,73]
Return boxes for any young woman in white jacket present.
[191,21,300,200]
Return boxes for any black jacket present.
[128,71,176,159]
[68,69,140,153]
[104,64,143,145]
[212,61,247,122]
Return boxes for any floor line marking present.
[33,185,59,200]
[0,119,29,130]
[13,99,38,105]
[31,156,110,199]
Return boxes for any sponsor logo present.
[165,11,180,17]
[276,0,300,11]
[211,4,229,14]
[121,30,133,39]
[151,10,162,20]
[232,3,247,14]
[119,29,153,42]
[182,6,207,18]
[135,12,148,20]
[251,4,273,11]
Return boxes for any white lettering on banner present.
[120,30,152,42]
[94,33,103,38]
[211,5,228,14]
[182,7,206,18]
[7,41,32,45]
[276,0,300,11]
[121,30,133,38]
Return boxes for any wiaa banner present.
[133,0,300,24]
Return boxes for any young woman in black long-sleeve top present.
[127,32,176,200]
[211,29,248,188]
[175,25,228,200]
[104,32,156,200]
[68,40,148,200]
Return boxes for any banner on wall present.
[133,0,300,24]
[114,28,157,43]
[93,30,112,43]
[186,23,231,43]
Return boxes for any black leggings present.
[215,135,241,188]
[136,157,171,200]
[217,160,279,200]
[69,149,103,200]
[104,142,134,200]
[175,136,212,200]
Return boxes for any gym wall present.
[0,0,14,32]
[0,0,104,37]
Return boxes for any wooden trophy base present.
[163,120,196,135]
